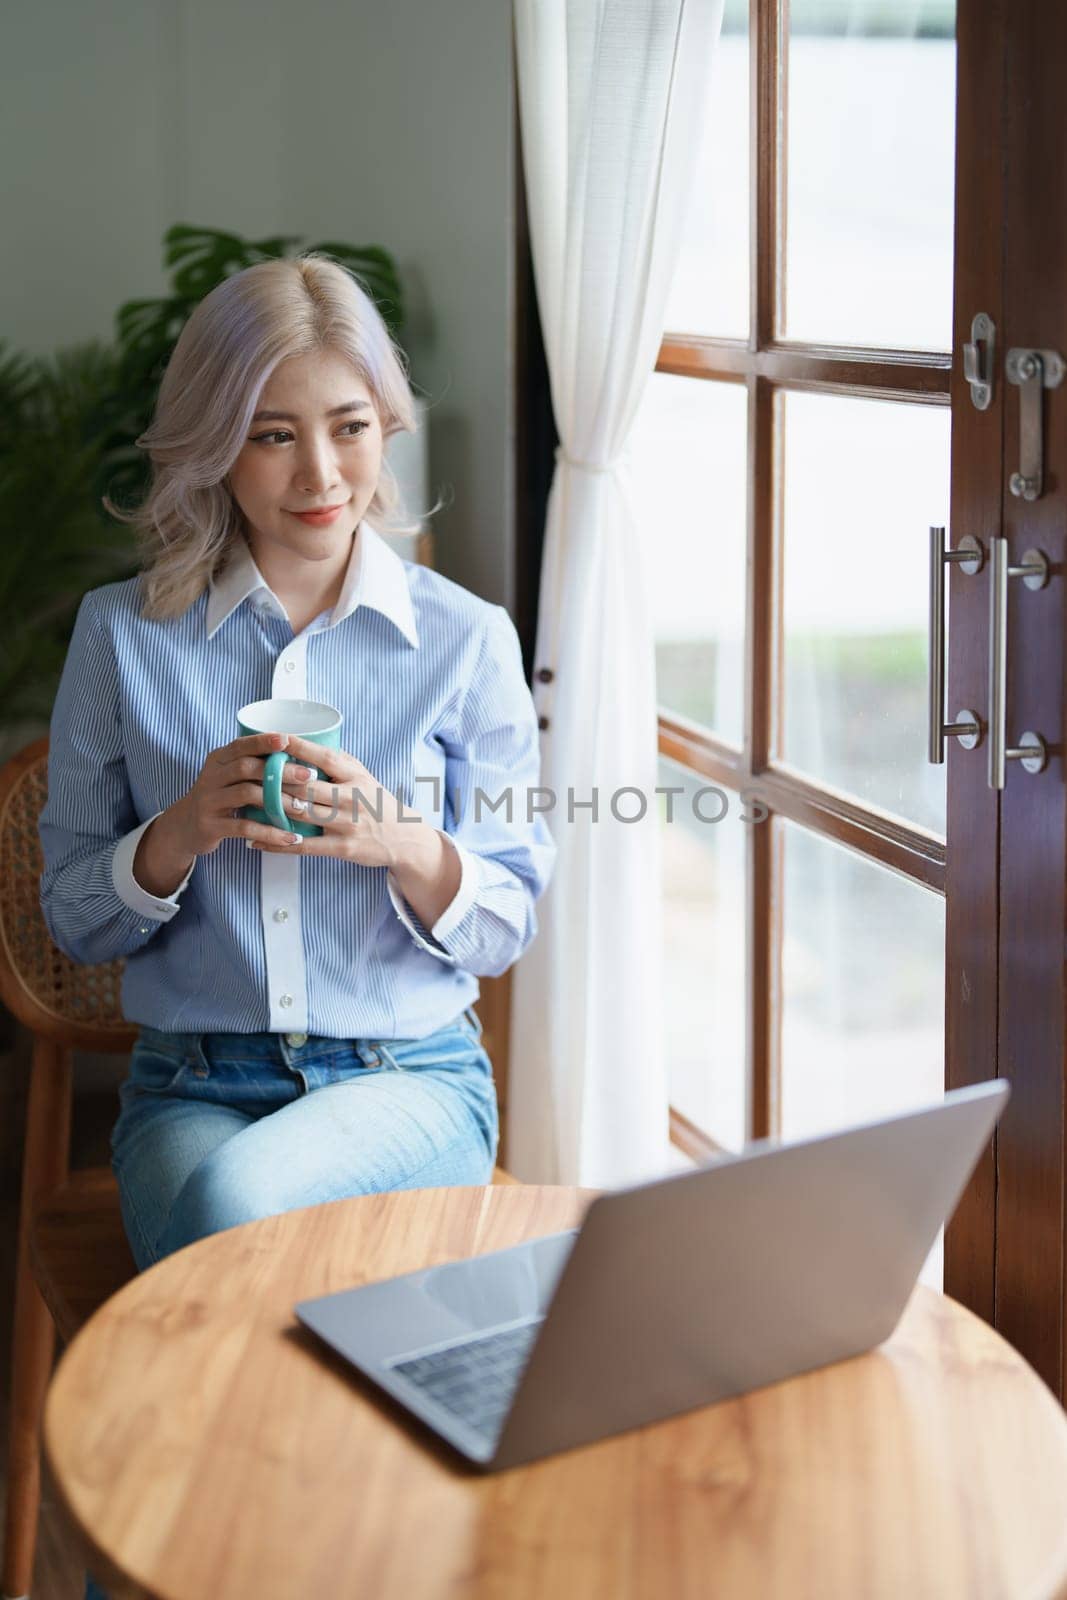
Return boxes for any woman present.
[38,253,555,1600]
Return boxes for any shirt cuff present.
[111,814,195,924]
[386,835,482,964]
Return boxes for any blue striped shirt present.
[39,522,556,1038]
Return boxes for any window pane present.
[660,757,747,1153]
[780,819,946,1288]
[630,373,746,746]
[663,1,749,339]
[779,390,949,836]
[784,1,956,350]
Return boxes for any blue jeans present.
[83,1008,498,1600]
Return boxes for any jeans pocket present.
[125,1037,192,1096]
[372,1028,499,1164]
[375,1019,486,1075]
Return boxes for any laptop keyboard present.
[388,1318,544,1442]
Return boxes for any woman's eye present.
[250,421,369,446]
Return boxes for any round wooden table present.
[44,1184,1067,1600]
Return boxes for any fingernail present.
[290,766,310,780]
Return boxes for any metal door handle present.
[988,535,1050,789]
[928,525,983,764]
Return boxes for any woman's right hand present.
[133,734,299,898]
[167,732,299,857]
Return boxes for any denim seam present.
[112,1156,164,1269]
[391,1116,498,1186]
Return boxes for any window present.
[630,1,955,1271]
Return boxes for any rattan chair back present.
[0,735,136,1051]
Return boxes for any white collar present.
[205,520,419,647]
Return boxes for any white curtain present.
[508,0,724,1188]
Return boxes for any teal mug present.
[236,697,343,839]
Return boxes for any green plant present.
[0,338,137,724]
[0,224,405,734]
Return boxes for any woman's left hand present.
[248,735,429,869]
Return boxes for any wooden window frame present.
[658,0,951,1158]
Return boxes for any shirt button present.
[139,925,150,934]
[283,659,296,673]
[273,907,289,923]
[280,993,294,1009]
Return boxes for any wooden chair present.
[1,734,515,1600]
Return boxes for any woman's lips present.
[287,505,347,525]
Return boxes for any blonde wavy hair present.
[104,252,426,620]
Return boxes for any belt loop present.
[355,1039,382,1070]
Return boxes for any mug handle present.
[262,750,291,832]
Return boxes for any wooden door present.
[954,0,1067,1396]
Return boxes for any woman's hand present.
[163,733,306,857]
[133,733,303,899]
[246,737,426,868]
[248,736,463,926]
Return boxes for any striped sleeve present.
[387,604,556,977]
[38,591,188,964]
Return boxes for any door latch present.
[1006,347,1065,500]
[963,313,995,411]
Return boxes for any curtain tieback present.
[554,446,620,475]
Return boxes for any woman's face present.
[227,348,384,567]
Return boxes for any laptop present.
[294,1079,1009,1472]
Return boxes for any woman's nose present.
[294,437,340,492]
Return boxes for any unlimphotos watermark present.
[297,778,769,826]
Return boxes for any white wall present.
[0,0,516,607]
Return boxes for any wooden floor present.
[1,1071,119,1600]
